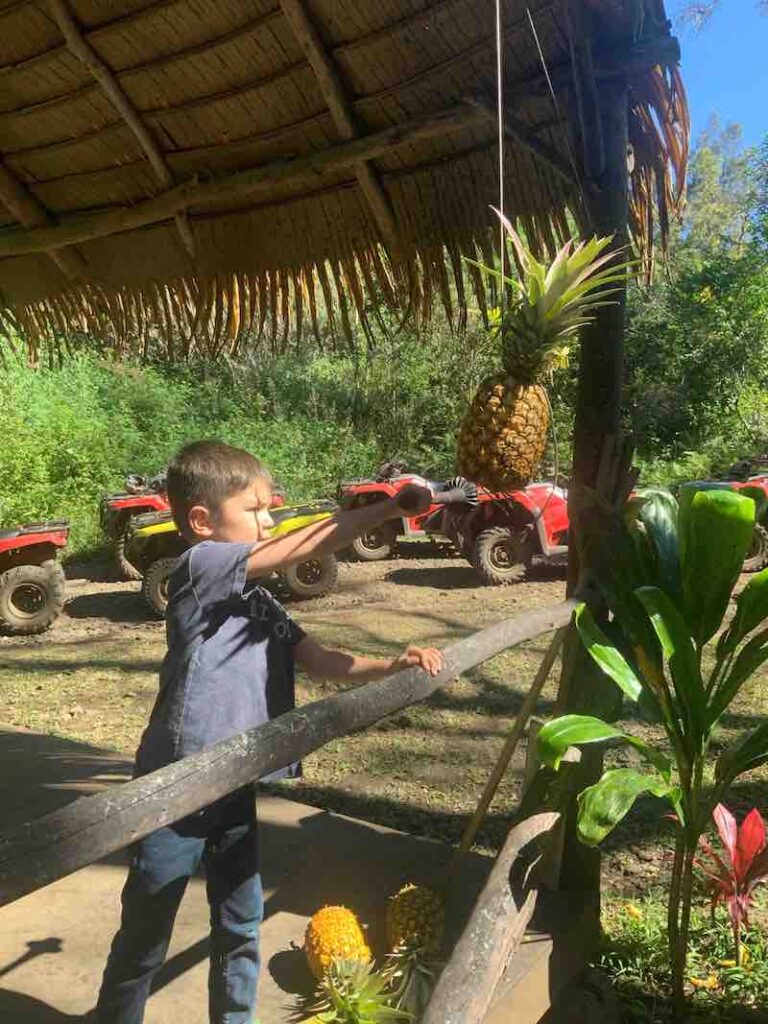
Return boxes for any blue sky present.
[671,1,767,149]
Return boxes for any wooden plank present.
[0,104,485,258]
[0,600,575,907]
[423,813,560,1024]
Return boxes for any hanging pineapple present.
[382,883,445,1019]
[297,958,407,1023]
[304,905,371,980]
[457,216,632,490]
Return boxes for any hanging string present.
[495,0,506,307]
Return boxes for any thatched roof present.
[0,0,688,355]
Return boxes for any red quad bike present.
[339,462,569,586]
[0,521,69,635]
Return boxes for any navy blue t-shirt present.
[135,540,305,777]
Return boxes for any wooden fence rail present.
[0,600,575,908]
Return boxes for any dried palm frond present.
[628,63,690,280]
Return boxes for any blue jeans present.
[96,786,262,1024]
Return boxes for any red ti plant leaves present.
[696,804,768,959]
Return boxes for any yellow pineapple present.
[457,219,632,490]
[304,906,371,980]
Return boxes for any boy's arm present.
[295,635,443,683]
[245,484,431,578]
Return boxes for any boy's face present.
[187,477,274,544]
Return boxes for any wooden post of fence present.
[422,812,560,1024]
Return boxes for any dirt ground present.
[2,543,766,900]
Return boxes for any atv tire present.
[115,523,143,582]
[744,523,768,573]
[282,555,338,601]
[471,526,532,586]
[0,560,66,635]
[142,557,177,619]
[350,523,397,561]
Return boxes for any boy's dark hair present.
[167,440,271,535]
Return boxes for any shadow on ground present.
[0,728,133,829]
[64,590,154,624]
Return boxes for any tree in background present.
[622,120,768,480]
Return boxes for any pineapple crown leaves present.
[298,958,411,1024]
[464,209,637,355]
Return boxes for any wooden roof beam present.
[0,159,86,278]
[278,0,401,256]
[0,104,486,259]
[46,0,195,259]
[466,99,582,192]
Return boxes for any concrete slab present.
[0,728,489,1023]
[0,726,588,1024]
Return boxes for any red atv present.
[100,473,170,581]
[0,521,69,635]
[689,456,768,572]
[339,462,569,585]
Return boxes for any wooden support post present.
[422,813,560,1024]
[556,34,631,928]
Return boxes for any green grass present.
[601,893,768,1022]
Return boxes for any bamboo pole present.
[279,0,401,254]
[443,627,567,884]
[47,0,194,257]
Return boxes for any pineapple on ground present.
[304,906,371,981]
[457,219,631,491]
[385,883,444,953]
[382,884,445,1018]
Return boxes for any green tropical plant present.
[537,485,768,1011]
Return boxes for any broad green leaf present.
[720,566,768,653]
[634,489,680,599]
[636,586,706,744]
[575,604,643,702]
[716,722,768,787]
[678,488,755,647]
[710,627,768,722]
[740,485,768,520]
[577,768,672,846]
[536,715,624,770]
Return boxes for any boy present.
[96,440,442,1024]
